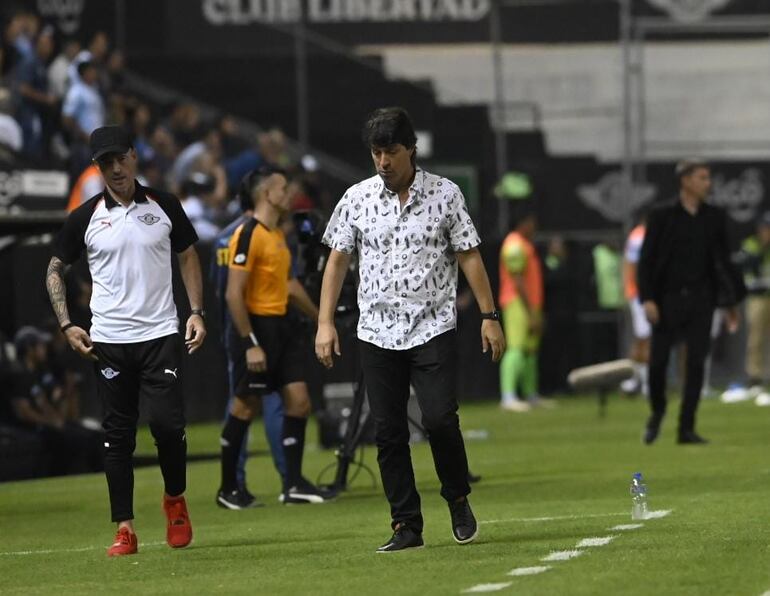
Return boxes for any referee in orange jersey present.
[217,167,334,506]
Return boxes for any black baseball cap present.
[90,126,133,161]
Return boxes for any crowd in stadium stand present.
[1,6,326,225]
[0,5,335,476]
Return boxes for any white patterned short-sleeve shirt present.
[323,168,481,350]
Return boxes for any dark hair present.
[675,158,709,182]
[237,165,287,211]
[77,60,95,76]
[182,171,215,196]
[508,203,537,231]
[362,107,417,150]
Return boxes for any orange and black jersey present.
[228,218,291,316]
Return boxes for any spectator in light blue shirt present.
[62,61,104,140]
[62,61,105,178]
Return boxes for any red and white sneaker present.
[163,494,192,548]
[107,527,138,557]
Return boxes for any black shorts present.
[92,333,185,433]
[229,314,307,397]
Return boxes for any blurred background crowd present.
[0,0,768,479]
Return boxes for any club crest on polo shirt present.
[138,213,160,225]
[234,253,247,264]
[101,367,120,379]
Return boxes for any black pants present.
[648,290,714,435]
[359,330,470,534]
[93,334,186,522]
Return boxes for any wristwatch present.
[480,310,501,321]
[190,309,205,319]
[240,332,260,351]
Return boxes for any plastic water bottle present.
[630,472,648,520]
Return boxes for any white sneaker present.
[527,395,557,409]
[501,400,532,413]
[720,386,752,404]
[620,378,640,394]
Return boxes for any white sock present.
[638,365,649,396]
[501,392,518,405]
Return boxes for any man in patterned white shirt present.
[316,107,505,552]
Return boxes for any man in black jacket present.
[638,159,743,445]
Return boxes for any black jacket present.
[638,200,746,308]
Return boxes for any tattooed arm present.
[46,256,97,361]
[46,257,71,327]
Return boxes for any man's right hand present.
[642,300,660,325]
[64,326,98,361]
[246,346,267,372]
[315,322,341,369]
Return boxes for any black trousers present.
[359,330,470,534]
[93,334,186,522]
[648,290,714,435]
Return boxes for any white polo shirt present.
[323,168,481,350]
[54,182,198,343]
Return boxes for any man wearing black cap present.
[45,125,206,556]
[638,158,745,445]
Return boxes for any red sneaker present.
[163,494,192,548]
[107,527,138,557]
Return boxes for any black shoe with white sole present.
[216,488,263,510]
[376,525,424,553]
[449,498,478,544]
[281,478,336,504]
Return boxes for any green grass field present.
[1,394,769,595]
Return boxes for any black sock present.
[154,428,187,497]
[282,415,307,490]
[221,416,250,493]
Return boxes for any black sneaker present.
[242,487,256,502]
[643,424,660,445]
[376,525,424,553]
[677,431,709,445]
[448,498,478,544]
[216,488,263,510]
[643,416,662,445]
[281,478,336,504]
[467,471,482,484]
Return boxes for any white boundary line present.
[0,541,166,557]
[541,549,584,562]
[462,582,513,593]
[576,536,615,548]
[507,566,551,576]
[462,509,673,593]
[644,510,672,519]
[480,512,626,525]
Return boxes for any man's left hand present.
[481,320,506,362]
[185,314,207,354]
